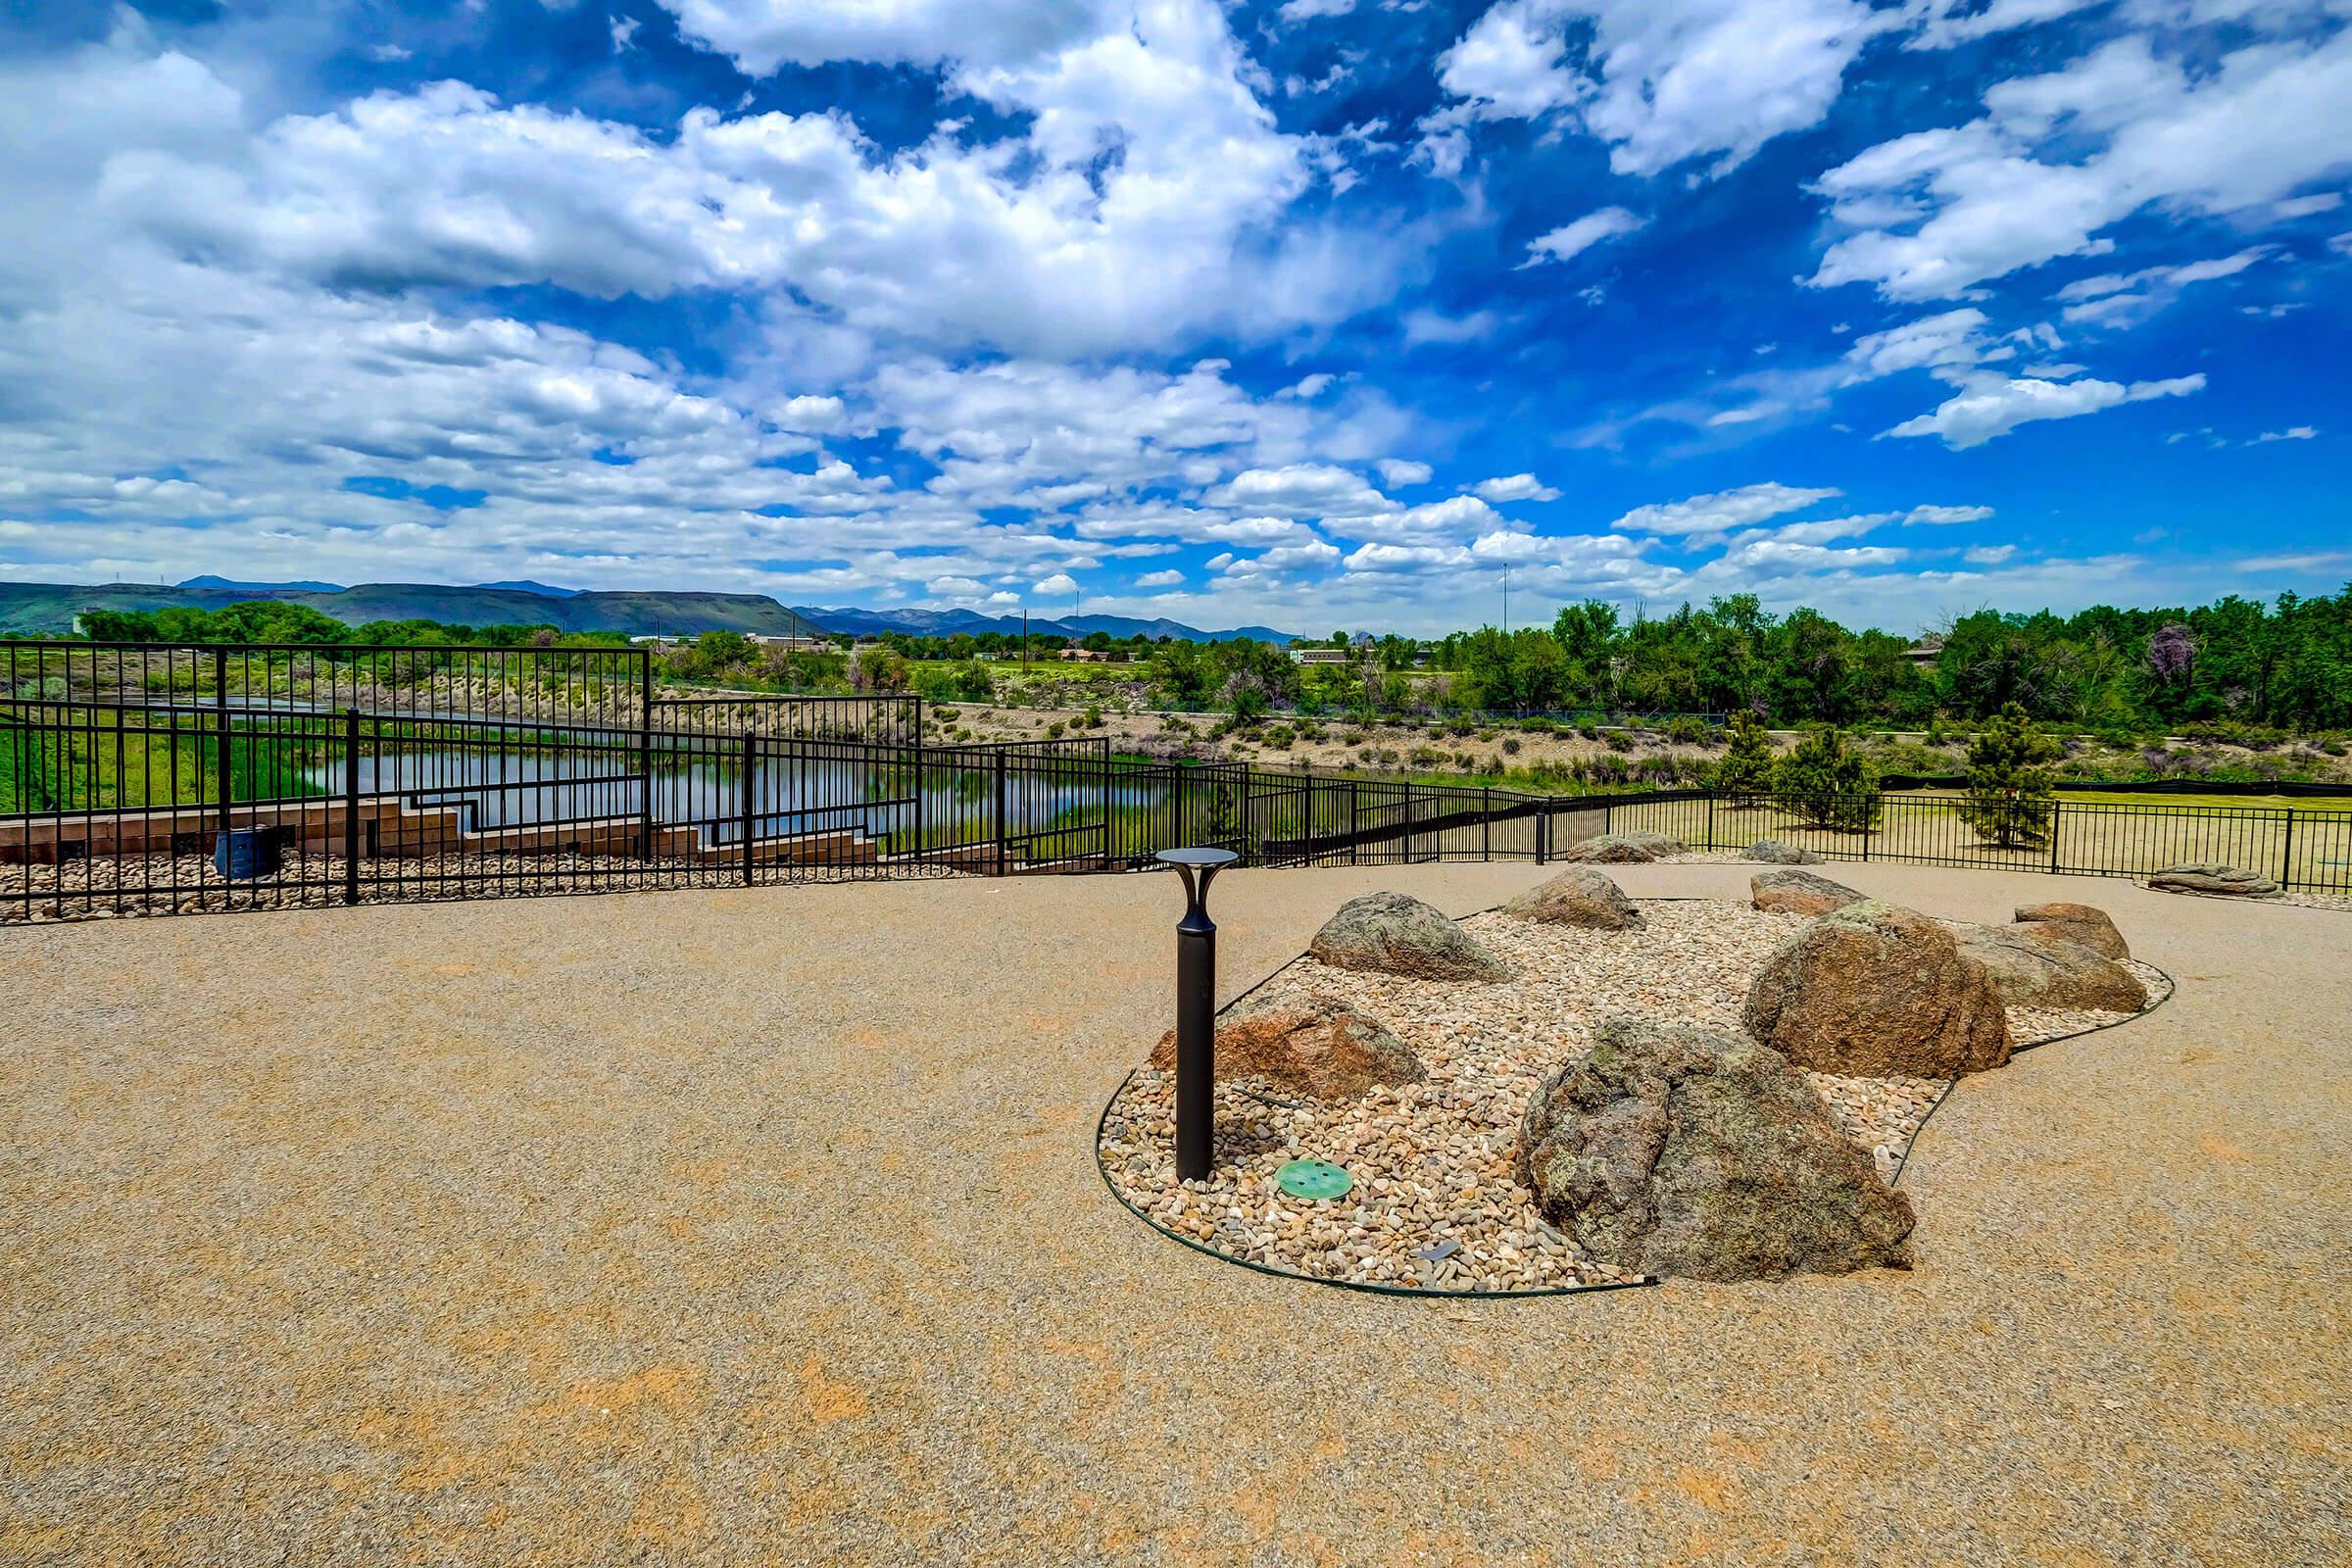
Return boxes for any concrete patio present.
[4,860,2346,1565]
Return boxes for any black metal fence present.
[6,640,2347,921]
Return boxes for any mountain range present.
[0,579,1296,644]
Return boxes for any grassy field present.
[2049,789,2352,812]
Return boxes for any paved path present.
[4,862,2347,1565]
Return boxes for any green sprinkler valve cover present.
[1276,1158,1353,1201]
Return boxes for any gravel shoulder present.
[3,860,2346,1565]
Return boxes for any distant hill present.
[0,581,826,638]
[178,574,346,593]
[470,579,583,598]
[0,580,1296,643]
[803,605,1293,643]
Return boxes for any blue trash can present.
[214,827,282,880]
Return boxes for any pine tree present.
[1712,710,1776,796]
[1771,727,1881,832]
[1957,702,2060,849]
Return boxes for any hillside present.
[0,581,824,638]
[0,581,1296,643]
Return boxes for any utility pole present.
[1503,568,1510,635]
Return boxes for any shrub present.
[1602,729,1633,753]
[1711,710,1776,795]
[1046,721,1066,739]
[1772,728,1881,832]
[1262,723,1296,750]
[1956,702,2060,849]
[1501,735,1522,756]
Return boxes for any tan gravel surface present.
[4,860,2347,1564]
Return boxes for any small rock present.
[1499,866,1641,930]
[1746,839,1823,865]
[2149,862,2281,899]
[1749,868,1867,917]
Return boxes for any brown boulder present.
[2012,902,2130,960]
[1500,866,1641,930]
[2149,862,2280,898]
[1750,868,1867,917]
[1517,1017,1915,1282]
[1742,900,2010,1077]
[1949,923,2147,1012]
[1150,990,1424,1101]
[1559,832,1683,863]
[1308,891,1512,981]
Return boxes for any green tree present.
[1712,710,1776,795]
[1772,727,1881,832]
[1956,702,2061,848]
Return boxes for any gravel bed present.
[1100,898,2169,1293]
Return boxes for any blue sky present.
[0,0,2346,635]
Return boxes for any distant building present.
[1289,646,1353,666]
[1058,647,1111,662]
[747,634,830,653]
[1902,637,1943,671]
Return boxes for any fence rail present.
[5,640,2347,921]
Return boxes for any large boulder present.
[2012,901,2130,961]
[1949,923,2148,1012]
[1747,839,1824,865]
[1742,900,2011,1077]
[1308,891,1512,982]
[1560,831,1683,863]
[1516,1018,1915,1282]
[2149,862,2281,899]
[1150,990,1423,1101]
[1500,866,1640,930]
[1750,868,1867,917]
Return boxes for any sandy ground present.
[3,860,2347,1566]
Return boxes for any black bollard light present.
[1156,847,1239,1181]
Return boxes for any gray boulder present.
[1747,839,1824,865]
[1517,1017,1915,1282]
[1309,891,1512,982]
[1949,923,2147,1012]
[2013,901,2130,961]
[1742,900,2011,1078]
[1150,989,1423,1101]
[1500,866,1641,930]
[1561,831,1684,863]
[2149,862,2281,899]
[1750,868,1867,917]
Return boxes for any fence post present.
[637,649,654,859]
[1348,781,1359,865]
[740,730,758,887]
[1706,792,1716,851]
[2281,808,2295,890]
[2049,799,2062,874]
[1862,797,1874,861]
[1536,808,1549,865]
[342,709,361,905]
[993,747,1008,876]
[1101,740,1113,870]
[1482,785,1492,861]
[213,648,231,842]
[1603,799,1612,837]
[1402,779,1414,863]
